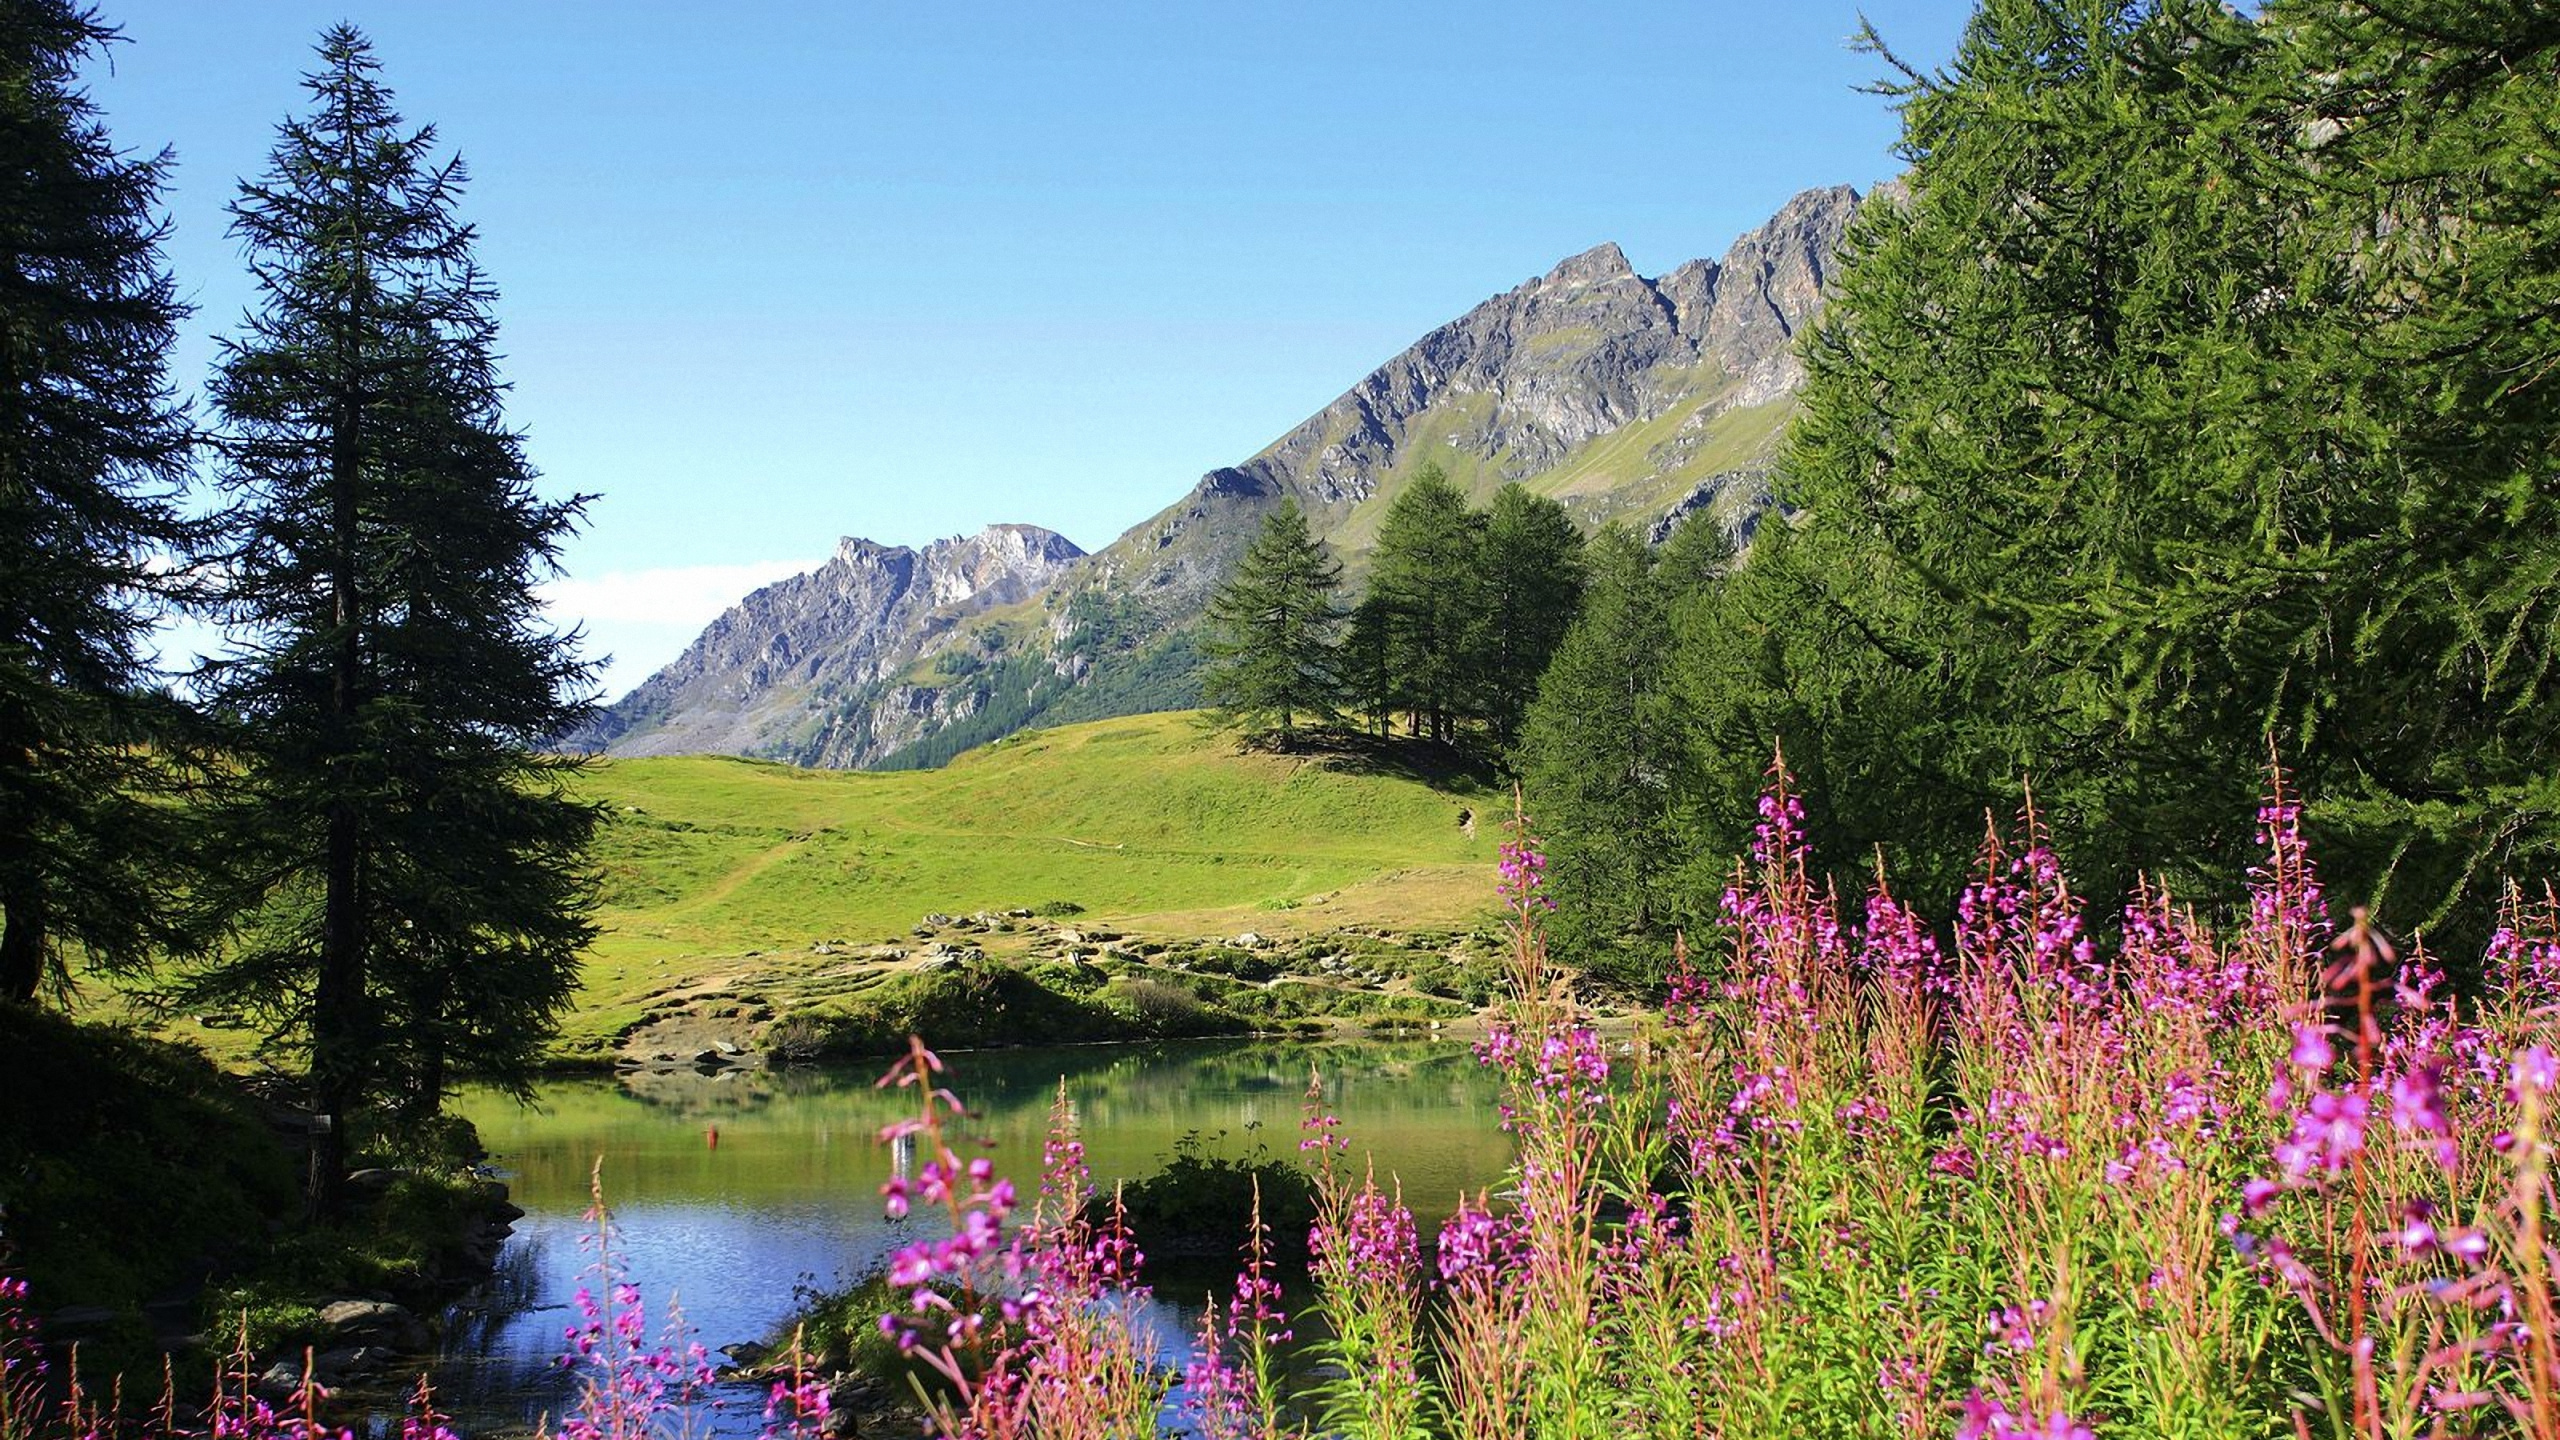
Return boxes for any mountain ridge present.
[582,182,1872,768]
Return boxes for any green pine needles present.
[1202,498,1347,748]
[0,1,200,1005]
[177,27,600,1213]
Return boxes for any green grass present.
[564,710,1499,1048]
[0,1007,298,1315]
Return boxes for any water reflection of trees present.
[433,1232,576,1433]
[589,1038,1494,1126]
[462,1039,1510,1213]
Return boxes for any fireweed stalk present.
[1179,1181,1291,1440]
[548,1161,720,1440]
[874,1042,1159,1440]
[1464,806,1610,1439]
[1300,1075,1428,1440]
[863,758,2560,1440]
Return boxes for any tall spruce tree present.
[1519,526,1677,983]
[1199,497,1345,747]
[1675,0,2560,946]
[1469,483,1585,752]
[0,3,197,1004]
[187,27,599,1212]
[1682,0,2298,916]
[1368,465,1482,744]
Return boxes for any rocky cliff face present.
[588,183,1871,768]
[1093,183,1863,608]
[571,524,1083,759]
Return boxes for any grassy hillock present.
[562,711,1500,1053]
[0,1007,296,1319]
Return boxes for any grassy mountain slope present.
[569,710,1500,1048]
[599,185,1867,770]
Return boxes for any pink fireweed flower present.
[1533,1025,1610,1106]
[2513,1043,2559,1097]
[2272,1088,2370,1182]
[1498,837,1556,913]
[1957,1392,2096,1440]
[1931,1143,1978,1181]
[2292,1022,2336,1071]
[1435,1201,1529,1289]
[1313,1185,1420,1283]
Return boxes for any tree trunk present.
[310,361,365,1221]
[0,877,44,1003]
[309,799,361,1220]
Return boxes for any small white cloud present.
[540,558,818,629]
[543,558,820,700]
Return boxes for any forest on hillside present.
[1199,0,2560,982]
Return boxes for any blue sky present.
[92,1,1969,698]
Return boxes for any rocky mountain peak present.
[567,522,1083,760]
[585,183,1875,770]
[1541,241,1638,290]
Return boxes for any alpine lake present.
[430,1038,1511,1437]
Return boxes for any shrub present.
[1109,977,1232,1038]
[1084,1132,1318,1268]
[1189,946,1278,983]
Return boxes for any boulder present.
[314,1344,397,1379]
[317,1298,431,1352]
[45,1304,120,1339]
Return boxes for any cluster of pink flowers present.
[1433,1201,1528,1291]
[1955,1393,2096,1440]
[1497,836,1554,914]
[1311,1186,1418,1290]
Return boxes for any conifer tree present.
[1367,465,1481,744]
[1519,526,1676,982]
[1687,0,2296,914]
[186,28,599,1212]
[1200,497,1345,747]
[0,2,197,1004]
[1341,590,1396,740]
[1469,483,1585,752]
[1679,0,2560,944]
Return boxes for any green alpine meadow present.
[5,1,2559,1438]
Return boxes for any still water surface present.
[436,1038,1508,1435]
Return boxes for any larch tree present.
[1684,0,2300,916]
[1200,497,1345,748]
[0,2,198,1004]
[1367,464,1481,744]
[1340,589,1397,740]
[1518,525,1678,983]
[185,27,599,1213]
[1468,483,1585,753]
